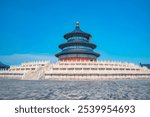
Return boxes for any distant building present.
[140,63,150,69]
[0,62,9,70]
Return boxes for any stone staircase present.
[22,63,49,80]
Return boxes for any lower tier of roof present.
[55,50,100,57]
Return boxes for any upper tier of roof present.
[64,22,91,39]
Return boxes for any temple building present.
[0,22,150,80]
[55,22,100,61]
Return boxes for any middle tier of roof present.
[59,42,96,49]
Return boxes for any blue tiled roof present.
[64,24,91,39]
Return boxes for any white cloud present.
[0,54,58,65]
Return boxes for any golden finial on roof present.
[76,21,79,27]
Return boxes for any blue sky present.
[0,0,150,65]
